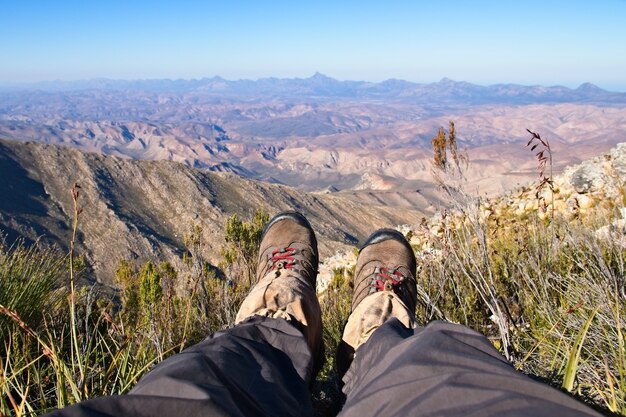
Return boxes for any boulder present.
[570,162,606,194]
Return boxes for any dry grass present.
[414,128,626,413]
[0,195,257,416]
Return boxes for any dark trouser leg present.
[340,319,601,417]
[44,316,315,417]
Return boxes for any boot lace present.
[370,266,406,294]
[270,247,298,270]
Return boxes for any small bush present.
[220,209,269,286]
[0,241,65,339]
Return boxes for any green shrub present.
[0,241,65,340]
[220,209,269,286]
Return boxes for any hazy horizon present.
[1,73,624,94]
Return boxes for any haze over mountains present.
[1,74,626,209]
[3,73,626,103]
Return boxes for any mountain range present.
[3,73,625,105]
[1,74,625,215]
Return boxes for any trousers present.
[44,316,601,417]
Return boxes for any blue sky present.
[1,0,625,90]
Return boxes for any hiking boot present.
[337,228,417,377]
[235,211,323,377]
[351,228,417,313]
[254,211,319,286]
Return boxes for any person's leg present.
[337,229,601,417]
[341,319,602,417]
[44,211,323,417]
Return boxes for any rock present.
[429,225,443,237]
[561,142,626,198]
[595,219,626,242]
[538,188,555,202]
[566,197,580,213]
[612,143,626,178]
[571,163,605,193]
[317,249,357,294]
[576,194,593,209]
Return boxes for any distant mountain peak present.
[576,82,605,93]
[309,72,334,80]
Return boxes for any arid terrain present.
[2,75,625,210]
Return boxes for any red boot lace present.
[270,247,298,270]
[371,266,405,292]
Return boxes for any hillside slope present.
[0,138,423,284]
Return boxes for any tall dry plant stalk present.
[428,124,512,358]
[69,182,85,391]
[526,129,554,217]
[431,121,468,179]
[432,127,448,171]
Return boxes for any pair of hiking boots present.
[235,211,418,377]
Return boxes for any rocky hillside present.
[413,142,626,251]
[483,142,626,221]
[0,138,423,284]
